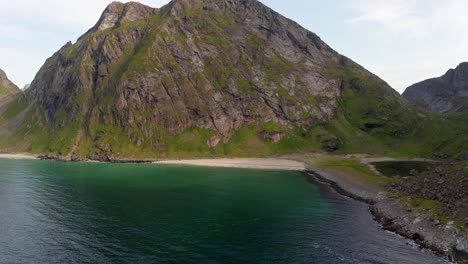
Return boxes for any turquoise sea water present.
[0,159,450,263]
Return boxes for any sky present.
[1,0,467,93]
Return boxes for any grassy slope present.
[307,156,395,186]
[0,85,17,97]
[325,64,467,159]
[0,96,54,153]
[372,161,432,177]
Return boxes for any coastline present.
[0,153,39,160]
[0,152,465,262]
[304,165,467,264]
[10,154,307,170]
[155,158,307,171]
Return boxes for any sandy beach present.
[0,153,39,160]
[156,158,307,171]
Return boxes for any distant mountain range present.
[0,0,466,160]
[403,62,468,113]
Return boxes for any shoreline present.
[304,165,467,264]
[0,152,465,262]
[155,158,307,171]
[2,153,307,170]
[0,153,39,160]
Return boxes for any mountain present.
[403,63,468,113]
[0,68,20,102]
[0,0,462,159]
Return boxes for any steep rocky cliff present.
[403,63,468,113]
[0,0,446,159]
[0,68,20,102]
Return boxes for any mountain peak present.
[0,69,17,88]
[93,1,157,31]
[456,62,468,69]
[403,62,468,113]
[0,68,20,100]
[163,0,216,16]
[163,0,258,16]
[169,0,203,5]
[453,62,468,76]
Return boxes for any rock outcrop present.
[403,62,468,113]
[90,1,157,32]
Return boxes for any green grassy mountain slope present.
[0,0,465,160]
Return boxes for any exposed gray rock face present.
[14,0,401,157]
[0,68,20,101]
[92,1,157,32]
[403,62,468,113]
[259,131,284,143]
[207,135,222,148]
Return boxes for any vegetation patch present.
[323,61,468,159]
[313,157,395,186]
[164,128,219,158]
[276,86,297,103]
[0,96,28,126]
[372,161,433,177]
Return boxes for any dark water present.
[0,159,451,264]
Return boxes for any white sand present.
[0,153,39,160]
[156,158,306,171]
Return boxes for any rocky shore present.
[305,163,468,264]
[371,197,467,263]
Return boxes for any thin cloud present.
[344,0,468,91]
[346,0,428,37]
[347,0,468,39]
